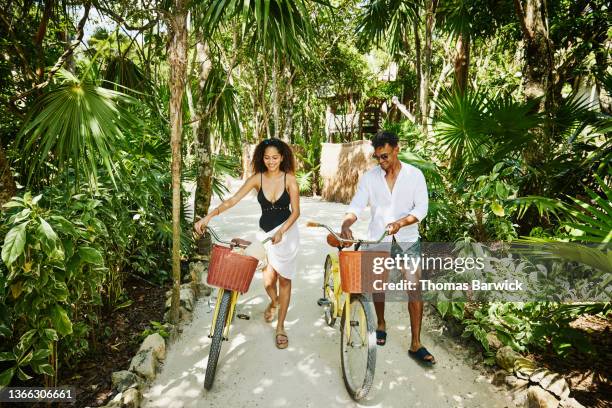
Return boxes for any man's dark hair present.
[371,130,399,149]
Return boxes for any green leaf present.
[16,367,32,381]
[50,305,73,336]
[77,247,104,265]
[2,200,25,209]
[32,194,42,205]
[495,182,508,199]
[1,221,29,266]
[436,301,450,317]
[49,216,78,236]
[17,329,37,350]
[37,217,58,244]
[32,349,52,361]
[0,352,15,362]
[34,363,54,376]
[42,329,59,342]
[0,367,15,386]
[0,324,11,338]
[491,201,505,217]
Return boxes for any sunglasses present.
[372,153,390,161]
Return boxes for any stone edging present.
[493,345,585,408]
[95,257,212,408]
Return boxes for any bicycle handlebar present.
[205,226,271,248]
[306,221,388,245]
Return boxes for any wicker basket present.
[339,251,390,293]
[207,244,259,293]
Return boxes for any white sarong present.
[256,222,299,280]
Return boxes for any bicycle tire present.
[340,294,376,401]
[204,289,233,390]
[323,255,336,327]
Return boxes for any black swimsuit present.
[258,172,291,233]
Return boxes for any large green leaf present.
[1,221,29,266]
[0,367,15,387]
[37,217,59,256]
[77,247,104,265]
[50,305,73,336]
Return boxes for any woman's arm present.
[276,173,300,238]
[194,174,259,235]
[210,174,259,216]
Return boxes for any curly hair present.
[371,130,399,149]
[251,138,296,174]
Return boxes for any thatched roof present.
[320,140,375,204]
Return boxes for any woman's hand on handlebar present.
[194,215,211,236]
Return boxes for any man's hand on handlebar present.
[340,225,354,241]
[386,221,402,235]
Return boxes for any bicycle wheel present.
[322,255,336,327]
[340,294,376,401]
[204,289,233,390]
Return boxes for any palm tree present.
[189,0,318,226]
[164,0,319,321]
[165,0,189,324]
[356,0,436,132]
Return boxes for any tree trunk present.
[167,1,188,325]
[420,0,438,135]
[454,34,470,93]
[0,142,16,208]
[193,38,214,221]
[514,0,554,165]
[413,16,422,123]
[271,49,281,139]
[515,0,553,109]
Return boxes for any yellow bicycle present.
[203,227,269,390]
[307,221,388,401]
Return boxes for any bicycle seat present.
[327,233,352,248]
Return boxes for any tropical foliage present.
[0,0,609,403]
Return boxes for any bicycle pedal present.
[237,313,250,320]
[317,298,331,307]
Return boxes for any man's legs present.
[373,293,386,331]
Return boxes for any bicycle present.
[203,226,270,390]
[307,221,388,401]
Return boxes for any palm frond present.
[201,0,317,62]
[200,66,241,146]
[211,154,240,199]
[16,69,142,187]
[564,176,612,243]
[437,0,472,38]
[103,55,150,96]
[355,0,417,55]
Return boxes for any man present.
[340,130,435,365]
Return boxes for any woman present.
[194,138,300,349]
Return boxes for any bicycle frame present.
[314,221,387,345]
[203,226,271,342]
[325,254,368,345]
[209,288,240,340]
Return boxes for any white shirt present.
[347,161,428,244]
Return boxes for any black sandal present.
[375,330,387,346]
[408,347,436,366]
